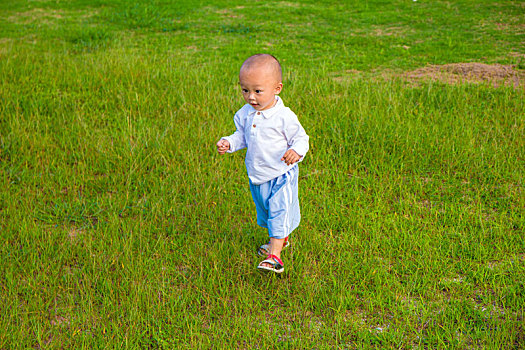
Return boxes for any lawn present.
[0,0,524,348]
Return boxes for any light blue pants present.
[249,166,300,239]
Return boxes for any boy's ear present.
[275,82,283,94]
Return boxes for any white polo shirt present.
[222,97,309,185]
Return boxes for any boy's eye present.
[256,90,262,93]
[242,89,248,93]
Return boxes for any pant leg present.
[267,166,300,239]
[249,179,269,229]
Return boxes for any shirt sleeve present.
[284,112,309,158]
[221,111,247,153]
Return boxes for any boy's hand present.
[281,149,301,165]
[216,139,230,155]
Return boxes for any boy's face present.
[239,66,282,111]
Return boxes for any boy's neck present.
[269,96,278,109]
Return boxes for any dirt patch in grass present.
[68,227,82,242]
[404,63,524,87]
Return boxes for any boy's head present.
[239,54,283,111]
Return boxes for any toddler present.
[216,54,309,273]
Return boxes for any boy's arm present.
[220,112,246,153]
[283,113,309,161]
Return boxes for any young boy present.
[216,54,309,274]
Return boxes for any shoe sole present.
[257,265,284,274]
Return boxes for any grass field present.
[1,0,524,348]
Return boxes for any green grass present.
[1,0,524,348]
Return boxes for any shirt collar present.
[248,96,284,119]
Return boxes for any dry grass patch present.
[331,63,525,87]
[273,1,306,8]
[331,69,363,82]
[6,7,98,25]
[0,38,15,55]
[404,63,525,87]
[7,8,64,24]
[215,8,243,19]
[370,25,413,37]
